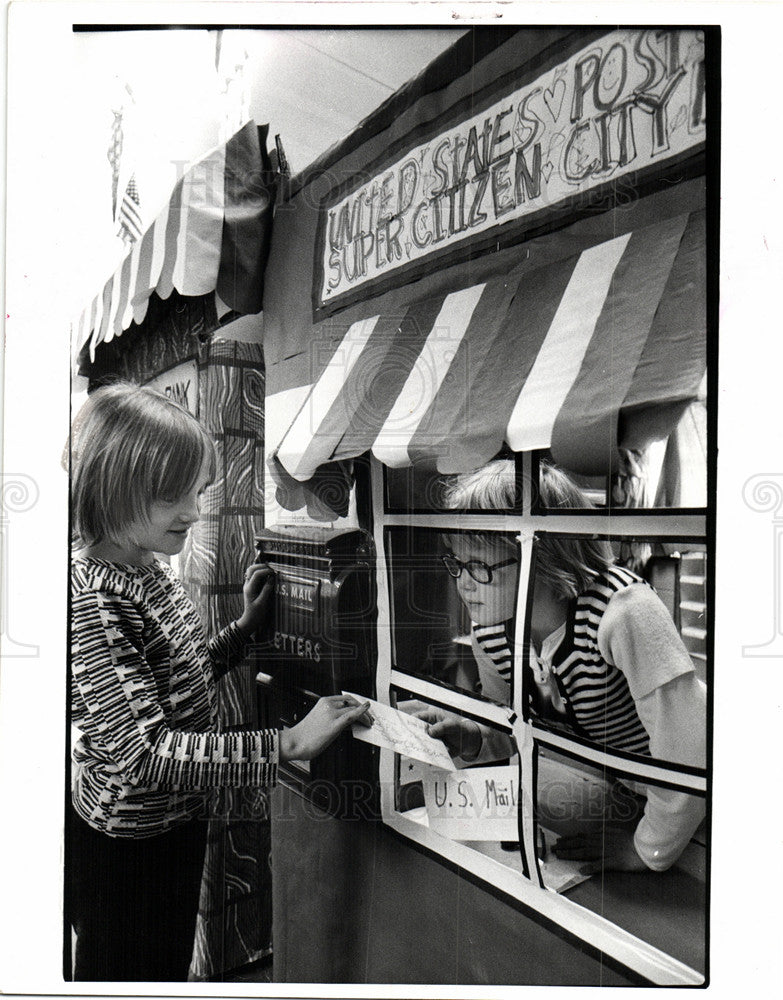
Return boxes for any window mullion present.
[381,511,706,536]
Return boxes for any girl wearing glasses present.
[411,460,706,874]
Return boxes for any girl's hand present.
[552,827,648,874]
[236,563,275,637]
[399,701,481,761]
[280,695,373,761]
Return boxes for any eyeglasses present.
[441,553,518,584]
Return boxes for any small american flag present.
[117,174,142,245]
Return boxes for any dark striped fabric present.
[472,623,513,685]
[71,557,278,838]
[553,567,651,755]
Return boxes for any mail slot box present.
[253,526,378,816]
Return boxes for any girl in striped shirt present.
[411,460,706,874]
[67,383,371,981]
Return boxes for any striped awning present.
[272,210,705,511]
[72,120,275,365]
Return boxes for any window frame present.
[529,438,709,517]
[369,453,709,986]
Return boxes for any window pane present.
[392,687,523,877]
[385,457,525,512]
[536,745,706,975]
[387,527,520,704]
[527,536,708,769]
[536,396,708,511]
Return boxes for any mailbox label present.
[272,631,322,662]
[276,576,319,612]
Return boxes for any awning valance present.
[72,120,276,365]
[272,210,705,512]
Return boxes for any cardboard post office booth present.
[263,27,713,987]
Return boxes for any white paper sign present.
[342,692,457,771]
[421,765,520,841]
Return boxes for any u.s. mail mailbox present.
[253,526,378,816]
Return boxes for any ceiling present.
[238,28,466,174]
[64,26,468,316]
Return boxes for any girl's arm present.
[599,584,707,871]
[198,563,276,680]
[73,588,278,789]
[72,588,368,789]
[631,678,707,869]
[399,702,514,764]
[207,619,253,679]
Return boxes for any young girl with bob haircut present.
[68,383,371,981]
[411,459,706,874]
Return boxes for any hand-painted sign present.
[421,765,520,841]
[317,28,705,312]
[146,358,199,415]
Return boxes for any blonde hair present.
[440,459,518,555]
[440,459,519,509]
[68,382,215,547]
[441,459,614,599]
[536,463,614,599]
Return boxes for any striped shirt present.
[472,622,512,700]
[471,568,660,754]
[552,566,651,754]
[469,571,706,869]
[71,557,278,838]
